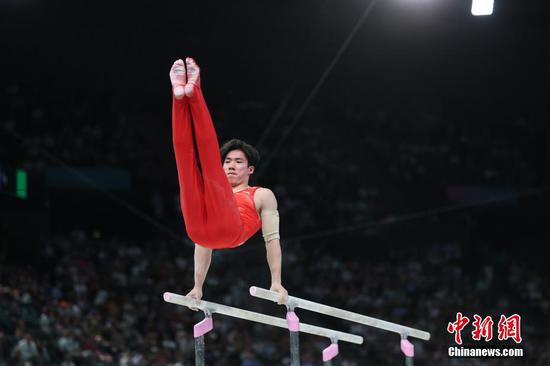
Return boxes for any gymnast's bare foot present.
[169,59,186,99]
[184,57,201,98]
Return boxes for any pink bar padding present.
[163,292,171,302]
[286,311,300,332]
[194,317,213,338]
[322,343,339,362]
[401,339,414,357]
[249,287,257,296]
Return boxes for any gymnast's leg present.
[171,58,242,247]
[170,59,208,243]
[184,58,242,246]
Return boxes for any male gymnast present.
[170,57,288,304]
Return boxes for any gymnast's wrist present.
[270,279,282,286]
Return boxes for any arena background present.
[1,0,549,365]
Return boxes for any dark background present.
[1,0,549,365]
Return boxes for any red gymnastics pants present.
[172,89,243,248]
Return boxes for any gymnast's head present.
[220,139,260,186]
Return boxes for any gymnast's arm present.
[185,244,212,303]
[257,188,288,304]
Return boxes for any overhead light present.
[471,0,494,16]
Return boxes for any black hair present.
[220,139,260,168]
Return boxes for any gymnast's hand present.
[185,286,203,311]
[270,283,288,305]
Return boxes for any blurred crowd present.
[1,229,549,366]
[2,83,549,233]
[1,79,549,366]
[1,84,168,186]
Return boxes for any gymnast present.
[170,58,288,305]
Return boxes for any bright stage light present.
[471,0,494,16]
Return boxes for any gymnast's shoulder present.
[254,187,278,210]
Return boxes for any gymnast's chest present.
[234,189,261,219]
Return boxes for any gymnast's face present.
[223,149,255,186]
